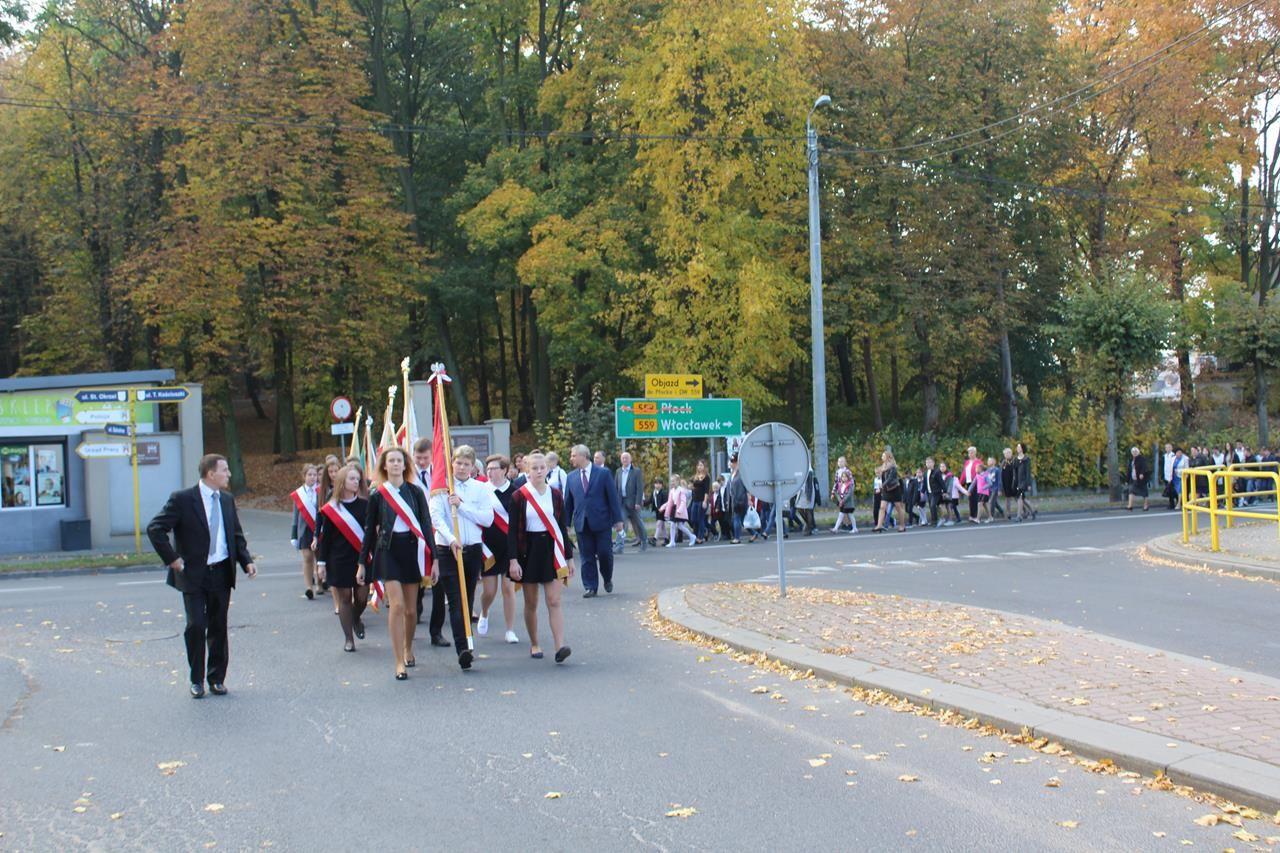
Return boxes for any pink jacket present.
[661,488,689,521]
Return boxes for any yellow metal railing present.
[1180,463,1280,551]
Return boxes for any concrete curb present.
[656,586,1280,812]
[1145,533,1280,582]
[0,563,160,581]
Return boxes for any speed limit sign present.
[330,395,353,422]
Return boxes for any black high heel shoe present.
[395,670,408,681]
[405,657,416,668]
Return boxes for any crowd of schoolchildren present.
[632,441,1042,546]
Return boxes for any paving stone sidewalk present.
[683,583,1280,768]
[1183,520,1280,564]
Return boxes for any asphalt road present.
[2,507,1276,851]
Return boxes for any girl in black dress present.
[479,454,521,644]
[316,464,369,652]
[507,452,575,664]
[359,447,436,681]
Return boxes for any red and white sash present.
[518,483,568,580]
[291,487,316,532]
[378,482,431,581]
[320,502,363,553]
[481,484,511,569]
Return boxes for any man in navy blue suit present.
[563,444,624,598]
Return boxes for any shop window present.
[2,443,66,510]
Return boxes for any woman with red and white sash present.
[290,463,321,600]
[359,447,437,681]
[507,452,575,664]
[479,453,520,645]
[315,463,369,652]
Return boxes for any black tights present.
[334,586,370,643]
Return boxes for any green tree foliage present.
[0,0,1276,496]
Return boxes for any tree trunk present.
[495,293,510,420]
[834,334,857,407]
[244,371,268,420]
[994,272,1019,436]
[272,327,297,458]
[1169,234,1195,427]
[860,335,883,431]
[476,315,492,422]
[889,351,901,421]
[1256,361,1270,447]
[219,383,247,495]
[913,318,939,432]
[1105,394,1121,502]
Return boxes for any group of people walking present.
[150,439,634,698]
[1126,441,1279,511]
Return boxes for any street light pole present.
[807,94,832,501]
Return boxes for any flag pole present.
[432,363,473,651]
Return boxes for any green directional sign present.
[615,398,742,439]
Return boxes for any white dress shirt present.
[199,480,229,563]
[524,484,557,533]
[619,465,632,496]
[430,475,497,547]
[546,465,567,495]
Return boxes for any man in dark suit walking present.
[614,451,647,552]
[147,454,257,698]
[564,444,624,598]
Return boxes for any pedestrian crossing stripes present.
[742,544,1114,585]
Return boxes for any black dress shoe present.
[304,589,314,600]
[431,636,450,647]
[208,683,227,696]
[458,650,473,670]
[355,620,365,640]
[554,646,572,663]
[190,683,205,699]
[405,657,416,668]
[603,580,613,593]
[582,590,597,599]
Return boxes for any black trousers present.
[181,575,232,685]
[437,544,483,654]
[968,487,979,520]
[429,582,445,637]
[926,493,941,526]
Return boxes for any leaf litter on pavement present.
[645,596,1280,839]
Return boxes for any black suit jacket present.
[148,485,253,593]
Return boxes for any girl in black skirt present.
[316,464,369,652]
[360,447,436,681]
[507,452,575,664]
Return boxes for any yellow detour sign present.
[644,373,702,399]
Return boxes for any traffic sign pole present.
[130,394,141,554]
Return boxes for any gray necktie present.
[208,491,223,562]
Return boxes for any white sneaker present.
[504,630,519,644]
[477,616,489,636]
[665,542,676,548]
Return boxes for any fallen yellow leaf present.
[544,792,562,800]
[72,806,87,813]
[808,758,827,768]
[1058,821,1078,829]
[110,813,123,821]
[897,775,920,783]
[1193,814,1220,827]
[204,804,224,813]
[750,686,768,694]
[1232,830,1258,843]
[665,807,697,818]
[157,760,186,775]
[802,705,819,712]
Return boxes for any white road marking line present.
[1001,551,1036,557]
[962,554,1000,560]
[1069,546,1103,551]
[0,585,64,594]
[117,579,165,586]
[804,566,839,573]
[1035,549,1071,554]
[887,560,922,566]
[921,556,961,563]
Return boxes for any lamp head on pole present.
[806,94,832,135]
